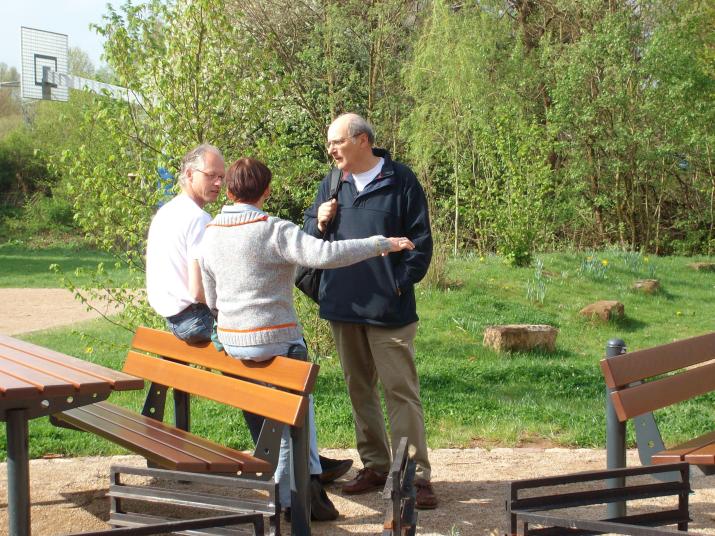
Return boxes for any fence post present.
[605,338,627,519]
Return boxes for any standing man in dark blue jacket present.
[304,113,437,509]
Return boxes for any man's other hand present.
[383,237,415,255]
[317,199,338,233]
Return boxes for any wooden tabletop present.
[0,334,144,406]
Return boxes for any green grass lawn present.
[2,249,714,460]
[0,242,137,288]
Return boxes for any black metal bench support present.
[108,464,279,535]
[506,462,692,536]
[382,437,417,536]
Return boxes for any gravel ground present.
[1,448,714,535]
[0,288,120,336]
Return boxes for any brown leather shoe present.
[342,467,388,495]
[415,478,438,509]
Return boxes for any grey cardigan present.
[200,204,388,347]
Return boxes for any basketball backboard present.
[21,26,68,101]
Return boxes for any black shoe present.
[310,475,339,521]
[283,478,339,522]
[318,455,353,484]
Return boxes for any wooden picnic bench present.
[0,334,145,536]
[51,326,319,536]
[600,333,715,471]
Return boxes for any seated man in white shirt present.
[146,144,225,343]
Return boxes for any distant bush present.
[23,193,75,231]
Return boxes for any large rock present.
[579,300,624,321]
[632,279,660,294]
[689,262,715,272]
[483,324,558,353]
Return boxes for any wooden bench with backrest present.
[600,332,715,473]
[51,326,319,535]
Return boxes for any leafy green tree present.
[0,63,22,139]
[547,0,715,253]
[231,0,427,221]
[55,0,286,331]
[405,0,714,259]
[404,1,566,265]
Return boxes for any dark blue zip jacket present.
[303,148,432,326]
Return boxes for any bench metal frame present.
[382,437,417,536]
[65,512,265,536]
[107,464,277,535]
[506,462,693,535]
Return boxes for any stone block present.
[579,300,624,322]
[483,324,558,353]
[688,262,715,272]
[632,279,660,294]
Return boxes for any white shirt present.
[351,157,384,192]
[146,194,211,317]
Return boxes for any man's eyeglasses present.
[325,135,357,150]
[195,168,224,181]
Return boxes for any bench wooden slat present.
[609,360,715,421]
[0,356,91,397]
[59,404,210,471]
[123,351,307,427]
[0,335,144,391]
[0,347,115,394]
[651,431,715,465]
[600,332,715,388]
[0,373,43,399]
[57,402,272,473]
[131,327,317,394]
[685,443,715,465]
[86,402,267,472]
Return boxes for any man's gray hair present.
[178,144,222,187]
[339,113,375,145]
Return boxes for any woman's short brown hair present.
[226,157,272,203]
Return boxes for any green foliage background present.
[0,0,713,331]
[55,0,712,268]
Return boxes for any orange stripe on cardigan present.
[218,322,298,334]
[207,215,268,228]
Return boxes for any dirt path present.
[1,448,714,535]
[0,288,119,336]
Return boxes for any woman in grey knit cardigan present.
[199,157,413,520]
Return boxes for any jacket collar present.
[372,148,395,179]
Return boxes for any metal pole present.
[605,338,626,519]
[7,409,31,536]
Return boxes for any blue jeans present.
[223,341,321,508]
[165,303,214,343]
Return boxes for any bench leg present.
[605,339,627,519]
[290,421,311,536]
[174,390,190,432]
[7,409,30,536]
[109,468,122,525]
